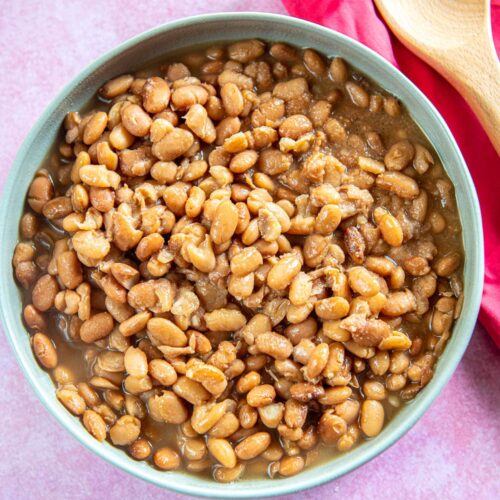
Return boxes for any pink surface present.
[284,0,500,345]
[0,1,499,499]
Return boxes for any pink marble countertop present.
[1,1,499,498]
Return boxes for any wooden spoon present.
[374,0,500,155]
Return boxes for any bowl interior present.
[0,12,483,499]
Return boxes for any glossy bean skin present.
[360,400,385,437]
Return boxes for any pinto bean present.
[32,333,58,369]
[142,76,171,113]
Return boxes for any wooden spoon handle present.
[375,0,500,156]
[442,53,500,156]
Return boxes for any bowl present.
[0,12,484,498]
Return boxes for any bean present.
[315,297,350,320]
[278,456,305,477]
[120,104,151,137]
[376,171,419,198]
[109,123,135,150]
[77,382,101,407]
[228,39,265,63]
[83,112,108,145]
[359,155,385,175]
[374,207,404,246]
[255,332,293,360]
[32,274,59,311]
[230,247,263,276]
[221,83,244,116]
[15,261,37,289]
[306,343,329,379]
[149,391,189,424]
[28,175,53,213]
[20,212,39,239]
[384,140,414,170]
[118,311,150,337]
[267,254,302,290]
[125,394,146,420]
[124,347,148,377]
[384,96,401,116]
[273,78,308,101]
[204,308,246,331]
[152,128,194,161]
[319,410,347,444]
[149,359,178,386]
[123,375,152,394]
[130,439,152,460]
[191,402,227,433]
[247,384,276,407]
[329,57,348,83]
[210,200,238,245]
[257,402,283,429]
[154,447,181,471]
[336,424,360,452]
[413,143,434,174]
[32,333,58,369]
[80,313,114,343]
[171,85,208,108]
[57,388,86,415]
[43,196,72,220]
[239,403,258,429]
[303,49,326,76]
[289,383,325,403]
[12,39,466,484]
[347,266,380,296]
[345,81,369,108]
[182,438,207,461]
[207,438,237,468]
[279,114,313,140]
[185,104,216,143]
[53,365,75,385]
[382,290,417,317]
[235,432,271,460]
[72,230,110,261]
[186,363,227,396]
[434,252,461,277]
[56,250,83,289]
[186,186,206,218]
[315,204,342,234]
[363,381,386,400]
[142,76,170,113]
[83,409,107,441]
[318,386,352,406]
[229,150,258,174]
[125,395,145,420]
[404,256,430,276]
[209,413,240,438]
[213,463,246,483]
[147,317,187,347]
[360,400,385,437]
[270,43,299,63]
[258,149,292,176]
[99,74,133,98]
[24,304,47,331]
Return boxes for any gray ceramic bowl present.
[0,12,484,499]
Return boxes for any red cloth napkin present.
[282,0,500,346]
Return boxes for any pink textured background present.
[0,1,499,499]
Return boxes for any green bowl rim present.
[0,11,484,499]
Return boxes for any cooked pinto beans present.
[15,39,463,482]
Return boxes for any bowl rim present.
[0,11,484,499]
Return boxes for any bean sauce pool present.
[13,39,464,481]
